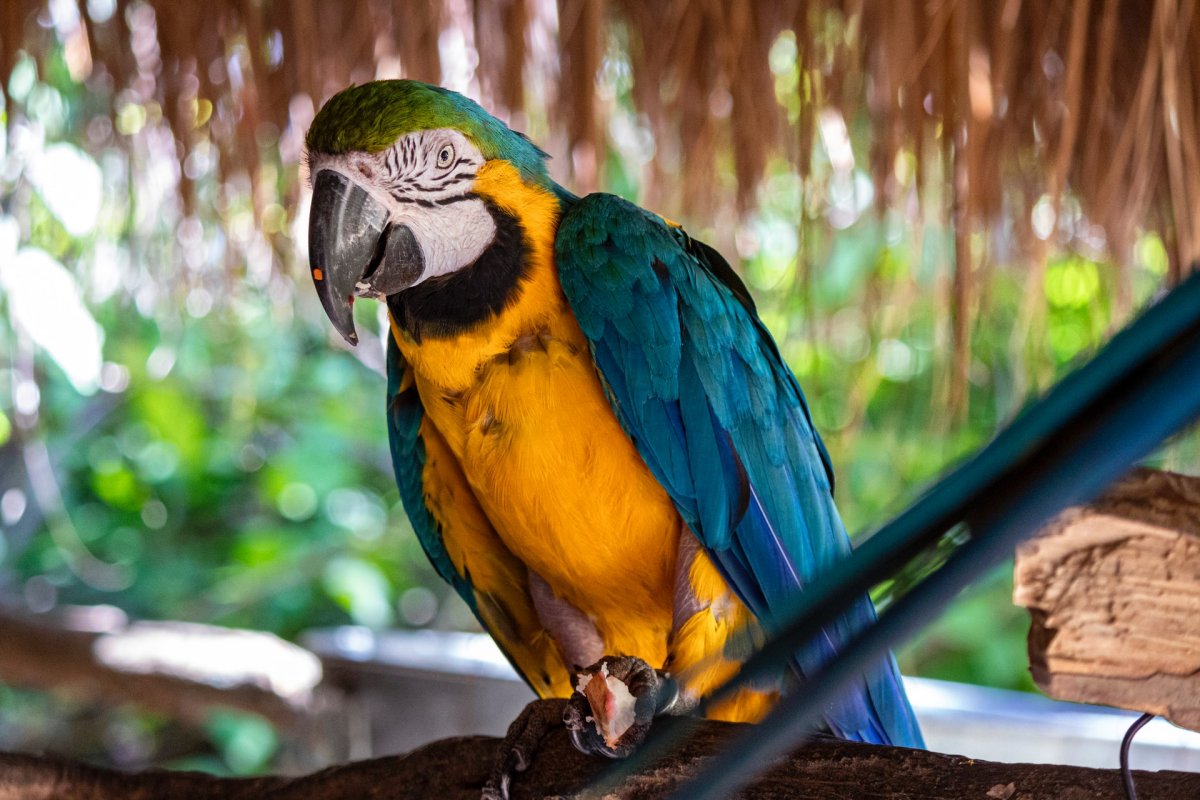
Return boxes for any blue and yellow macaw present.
[304,80,922,762]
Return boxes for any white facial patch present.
[308,128,498,287]
[400,199,496,282]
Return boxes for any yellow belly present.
[410,316,681,665]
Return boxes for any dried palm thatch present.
[4,0,1197,263]
[1,1,1198,386]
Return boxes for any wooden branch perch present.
[3,718,1200,799]
[1014,467,1200,731]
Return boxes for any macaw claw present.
[481,658,678,798]
[565,655,675,759]
[482,697,570,800]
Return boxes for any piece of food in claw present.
[576,662,637,748]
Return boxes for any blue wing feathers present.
[556,192,923,748]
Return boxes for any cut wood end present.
[1014,468,1200,732]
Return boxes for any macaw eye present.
[436,144,454,168]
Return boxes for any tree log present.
[1014,467,1200,731]
[0,605,320,729]
[3,718,1199,799]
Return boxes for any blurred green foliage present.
[2,23,1197,774]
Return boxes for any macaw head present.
[305,80,551,344]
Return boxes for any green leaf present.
[203,711,279,775]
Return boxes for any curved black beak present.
[308,170,426,345]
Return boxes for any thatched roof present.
[2,0,1197,279]
[5,0,1196,416]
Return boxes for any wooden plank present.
[1014,467,1200,731]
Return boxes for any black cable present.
[1120,712,1154,800]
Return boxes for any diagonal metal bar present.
[673,316,1200,799]
[587,270,1200,796]
[708,270,1200,711]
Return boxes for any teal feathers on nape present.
[648,268,1200,800]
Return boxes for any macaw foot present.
[481,697,569,800]
[564,655,678,759]
[481,658,680,797]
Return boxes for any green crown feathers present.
[306,80,549,182]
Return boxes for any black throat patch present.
[387,200,530,340]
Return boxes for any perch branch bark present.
[3,719,1200,799]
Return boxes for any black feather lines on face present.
[380,135,480,203]
[387,200,529,340]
